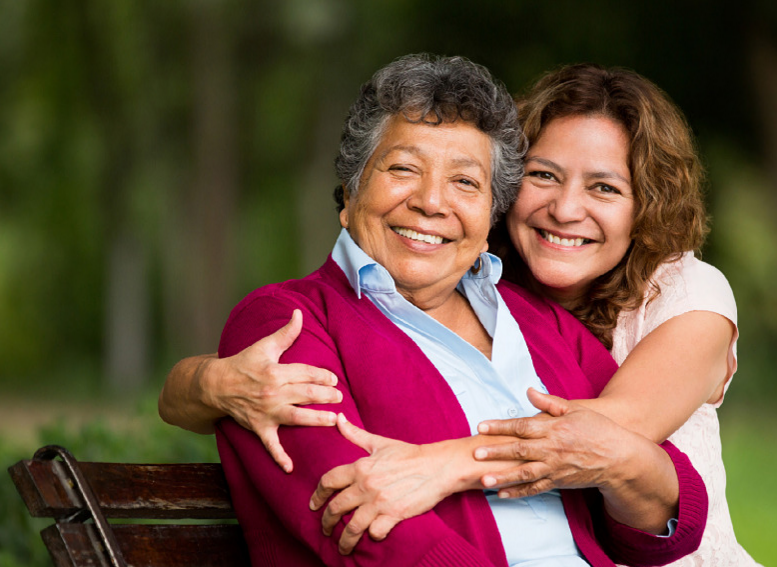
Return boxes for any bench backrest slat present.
[9,460,236,520]
[9,448,253,567]
[42,523,250,567]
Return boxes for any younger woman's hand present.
[474,388,633,498]
[206,310,342,472]
[309,415,453,555]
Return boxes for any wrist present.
[600,437,679,533]
[194,355,228,418]
[432,437,494,494]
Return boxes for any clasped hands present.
[310,388,635,555]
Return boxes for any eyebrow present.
[526,156,631,186]
[380,145,488,175]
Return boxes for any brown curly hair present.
[491,63,709,349]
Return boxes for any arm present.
[158,309,342,471]
[310,415,520,553]
[216,296,503,567]
[475,389,679,532]
[312,389,679,554]
[577,310,735,442]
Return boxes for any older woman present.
[202,55,705,566]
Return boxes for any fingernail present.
[478,423,489,433]
[309,499,315,510]
[474,448,487,460]
[284,464,293,473]
[338,413,348,424]
[482,475,496,487]
[330,374,338,386]
[498,490,509,499]
[326,412,337,425]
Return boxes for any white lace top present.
[612,252,760,566]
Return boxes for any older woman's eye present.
[454,177,480,190]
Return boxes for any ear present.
[339,185,350,229]
[480,240,489,254]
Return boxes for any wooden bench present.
[8,445,250,567]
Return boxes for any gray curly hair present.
[333,53,526,223]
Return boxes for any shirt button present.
[507,407,520,418]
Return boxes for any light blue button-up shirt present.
[332,229,587,566]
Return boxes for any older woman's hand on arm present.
[158,309,342,472]
[309,416,526,554]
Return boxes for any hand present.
[205,309,342,472]
[309,415,452,555]
[474,388,634,499]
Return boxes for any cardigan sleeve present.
[215,290,500,567]
[599,440,708,566]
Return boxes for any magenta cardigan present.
[216,257,707,567]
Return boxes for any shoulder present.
[219,258,353,357]
[655,253,731,293]
[648,253,737,325]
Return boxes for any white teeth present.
[393,227,445,244]
[541,230,587,248]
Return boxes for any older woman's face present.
[340,115,493,306]
[507,115,635,305]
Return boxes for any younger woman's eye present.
[594,183,622,195]
[527,170,555,181]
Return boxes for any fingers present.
[368,514,400,542]
[335,511,401,555]
[494,478,556,500]
[279,406,338,427]
[263,309,303,358]
[474,438,534,463]
[320,485,364,536]
[526,387,570,417]
[476,414,547,439]
[337,506,377,555]
[336,413,381,454]
[257,425,294,473]
[481,461,551,491]
[310,464,354,512]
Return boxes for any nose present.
[547,185,586,223]
[407,174,450,217]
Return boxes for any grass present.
[720,403,777,565]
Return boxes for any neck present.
[541,287,585,310]
[402,287,493,360]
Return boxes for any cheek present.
[612,207,636,246]
[506,202,532,252]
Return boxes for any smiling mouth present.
[539,229,592,248]
[392,227,450,245]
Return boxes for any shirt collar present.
[331,228,503,299]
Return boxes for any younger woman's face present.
[507,114,636,306]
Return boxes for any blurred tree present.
[0,0,775,401]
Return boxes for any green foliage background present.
[1,0,776,564]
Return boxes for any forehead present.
[372,115,493,169]
[530,115,631,172]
